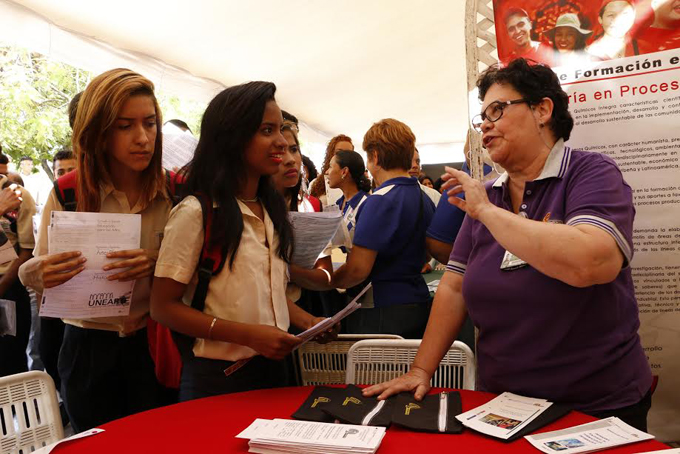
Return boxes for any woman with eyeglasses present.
[364,58,652,431]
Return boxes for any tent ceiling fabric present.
[11,0,469,152]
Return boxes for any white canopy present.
[1,0,469,163]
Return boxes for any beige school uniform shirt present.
[19,182,172,335]
[154,196,290,362]
[0,186,37,275]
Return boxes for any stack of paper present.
[40,211,141,319]
[456,392,553,440]
[525,417,654,453]
[237,419,386,454]
[288,211,343,269]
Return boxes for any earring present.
[342,175,345,180]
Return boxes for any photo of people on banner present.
[494,0,680,67]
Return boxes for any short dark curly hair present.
[477,58,574,141]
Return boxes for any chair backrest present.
[345,339,476,390]
[0,371,64,454]
[297,334,404,386]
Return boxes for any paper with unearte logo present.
[40,211,140,319]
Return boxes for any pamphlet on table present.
[40,211,141,319]
[456,392,552,440]
[288,210,343,269]
[524,417,654,453]
[237,418,385,454]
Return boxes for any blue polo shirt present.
[427,163,492,244]
[336,190,369,236]
[353,177,436,307]
[447,140,652,413]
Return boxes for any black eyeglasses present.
[471,99,528,132]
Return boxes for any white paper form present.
[525,417,654,454]
[288,211,343,269]
[32,428,104,454]
[162,132,198,170]
[295,283,371,347]
[40,211,141,319]
[456,392,553,440]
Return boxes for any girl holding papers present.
[19,69,172,431]
[151,82,328,401]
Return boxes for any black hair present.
[477,58,574,141]
[183,81,292,268]
[418,174,434,185]
[301,155,318,182]
[165,119,192,134]
[20,156,32,163]
[433,177,444,193]
[334,150,371,193]
[0,153,8,165]
[53,149,75,165]
[68,92,82,129]
[282,110,298,125]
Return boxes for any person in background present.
[309,134,354,206]
[331,119,435,338]
[327,150,372,246]
[19,68,171,432]
[0,172,35,377]
[301,155,318,185]
[418,175,434,189]
[546,13,592,67]
[409,148,440,206]
[164,119,192,135]
[68,92,82,129]
[274,122,337,326]
[365,59,652,432]
[0,150,9,175]
[52,149,77,179]
[501,7,553,65]
[636,0,680,53]
[151,82,328,401]
[587,0,638,60]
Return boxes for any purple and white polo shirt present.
[447,139,652,413]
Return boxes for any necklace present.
[237,196,259,203]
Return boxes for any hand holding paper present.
[41,251,86,289]
[104,248,158,281]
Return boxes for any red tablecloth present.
[52,387,669,453]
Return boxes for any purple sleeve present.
[564,153,635,266]
[446,214,473,275]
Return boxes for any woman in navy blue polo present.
[327,150,371,248]
[364,59,652,431]
[331,119,435,338]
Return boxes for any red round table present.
[52,387,669,453]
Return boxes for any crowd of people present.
[0,57,652,435]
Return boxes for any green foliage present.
[0,46,89,165]
[0,45,206,168]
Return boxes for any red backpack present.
[53,170,227,389]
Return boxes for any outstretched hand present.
[361,367,432,401]
[440,166,494,220]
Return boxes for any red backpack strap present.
[53,170,78,212]
[164,170,186,207]
[190,193,228,312]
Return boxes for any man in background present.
[52,149,76,179]
[502,7,553,65]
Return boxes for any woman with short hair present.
[331,119,435,338]
[365,59,652,431]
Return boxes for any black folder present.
[291,386,344,422]
[321,384,394,427]
[391,391,464,434]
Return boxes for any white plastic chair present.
[346,339,476,390]
[297,334,404,386]
[0,371,64,454]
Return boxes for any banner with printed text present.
[491,0,680,440]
